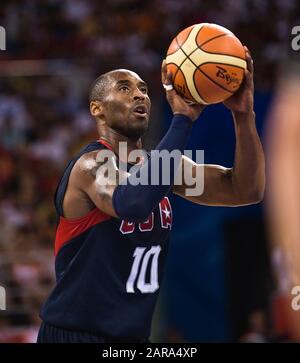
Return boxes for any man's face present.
[100,70,151,140]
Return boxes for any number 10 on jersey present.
[126,245,161,294]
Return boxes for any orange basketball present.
[166,23,247,104]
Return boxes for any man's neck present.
[97,126,144,164]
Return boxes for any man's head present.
[89,69,151,140]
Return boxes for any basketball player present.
[37,47,265,342]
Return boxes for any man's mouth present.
[132,105,148,117]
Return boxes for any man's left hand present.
[223,46,254,115]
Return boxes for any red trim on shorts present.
[54,208,111,256]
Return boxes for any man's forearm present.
[231,110,265,202]
[112,114,193,222]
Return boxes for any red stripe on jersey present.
[54,208,111,256]
[98,139,114,151]
[98,139,146,165]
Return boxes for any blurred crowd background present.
[0,0,299,342]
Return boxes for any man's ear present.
[90,101,103,117]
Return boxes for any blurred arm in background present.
[267,55,300,341]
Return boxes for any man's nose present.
[133,89,145,100]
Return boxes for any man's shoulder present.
[71,147,117,184]
[71,150,100,182]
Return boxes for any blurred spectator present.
[239,310,269,343]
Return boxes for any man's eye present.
[140,87,148,94]
[120,86,129,92]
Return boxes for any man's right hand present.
[161,59,206,122]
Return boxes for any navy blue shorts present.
[37,322,149,343]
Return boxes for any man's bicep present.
[75,154,122,218]
[174,157,240,206]
[84,177,118,218]
[195,164,237,205]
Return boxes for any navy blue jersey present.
[40,141,173,339]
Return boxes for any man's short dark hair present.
[89,69,140,103]
[89,72,112,103]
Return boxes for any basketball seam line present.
[191,70,208,103]
[168,26,194,56]
[183,44,246,63]
[172,40,181,85]
[198,28,245,61]
[175,31,246,70]
[198,33,228,48]
[175,37,198,75]
[175,37,212,102]
[200,61,245,71]
[200,48,246,61]
[167,62,198,103]
[173,27,206,82]
[178,66,198,103]
[170,26,245,65]
[173,37,193,97]
[173,38,201,103]
[186,24,207,103]
[175,24,206,66]
[174,30,245,100]
[176,37,243,94]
